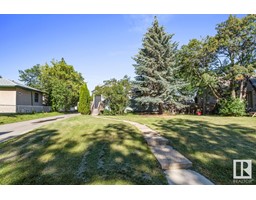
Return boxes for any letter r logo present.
[233,160,252,179]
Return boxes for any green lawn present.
[0,112,64,125]
[0,115,167,185]
[105,114,256,184]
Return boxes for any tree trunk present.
[239,80,244,100]
[158,103,163,114]
[202,89,206,115]
[230,57,236,99]
[239,78,248,101]
[242,84,248,100]
[230,80,236,99]
[208,84,221,101]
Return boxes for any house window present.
[34,93,39,103]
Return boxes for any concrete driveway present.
[0,113,80,143]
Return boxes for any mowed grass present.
[105,114,256,185]
[0,115,167,185]
[0,112,64,125]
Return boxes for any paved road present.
[0,113,80,143]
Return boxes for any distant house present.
[90,91,134,115]
[195,78,256,114]
[0,77,51,113]
[247,78,256,110]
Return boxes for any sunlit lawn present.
[0,115,167,185]
[0,112,64,125]
[105,114,256,184]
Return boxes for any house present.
[0,77,51,113]
[195,78,256,114]
[247,78,256,111]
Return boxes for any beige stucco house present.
[0,77,51,113]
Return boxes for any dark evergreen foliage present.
[78,83,90,115]
[133,17,190,113]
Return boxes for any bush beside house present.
[219,98,246,116]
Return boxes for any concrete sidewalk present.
[94,116,214,185]
[0,113,80,143]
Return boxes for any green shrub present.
[102,109,112,115]
[78,84,90,115]
[219,98,246,116]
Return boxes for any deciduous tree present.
[19,58,85,111]
[215,14,256,100]
[93,76,131,115]
[19,64,42,89]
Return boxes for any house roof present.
[0,77,43,92]
[250,78,256,86]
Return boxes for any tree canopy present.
[19,64,42,89]
[93,75,131,115]
[19,58,84,111]
[214,14,256,100]
[179,14,256,103]
[17,15,256,116]
[133,17,191,113]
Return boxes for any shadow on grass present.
[0,131,13,136]
[0,123,167,185]
[152,118,256,184]
[0,114,18,117]
[32,117,65,124]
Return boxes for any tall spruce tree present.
[133,17,190,114]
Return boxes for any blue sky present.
[0,14,245,92]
